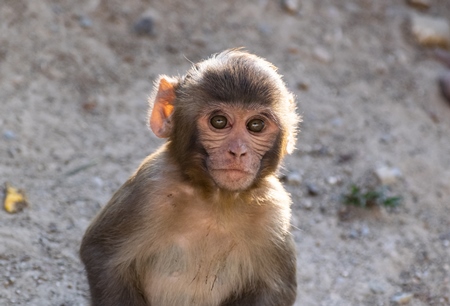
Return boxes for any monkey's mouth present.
[209,169,255,190]
[212,169,250,177]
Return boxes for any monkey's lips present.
[215,169,250,179]
[210,168,255,191]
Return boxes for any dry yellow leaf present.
[3,183,28,213]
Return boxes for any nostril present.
[229,150,246,158]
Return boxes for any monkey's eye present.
[210,115,228,129]
[247,119,265,133]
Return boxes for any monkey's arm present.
[80,179,150,306]
[221,234,297,306]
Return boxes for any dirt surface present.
[1,0,450,305]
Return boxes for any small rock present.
[374,166,402,185]
[92,176,104,187]
[48,223,58,233]
[3,130,16,140]
[306,183,320,196]
[374,61,388,74]
[312,47,332,64]
[379,133,393,144]
[439,70,450,104]
[165,44,178,54]
[330,117,343,127]
[303,199,313,210]
[79,15,93,28]
[287,46,300,54]
[439,231,450,241]
[326,176,341,185]
[191,35,207,47]
[360,224,370,236]
[406,0,431,10]
[285,172,302,185]
[391,292,414,305]
[258,23,273,35]
[133,16,155,36]
[281,0,299,14]
[410,14,450,48]
[349,229,359,239]
[337,152,355,164]
[297,81,309,91]
[369,281,386,294]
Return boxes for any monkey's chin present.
[210,169,255,192]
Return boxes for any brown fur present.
[80,49,299,306]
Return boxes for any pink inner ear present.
[150,78,176,138]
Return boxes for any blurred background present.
[0,0,449,305]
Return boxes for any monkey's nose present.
[228,142,247,158]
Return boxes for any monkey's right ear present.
[149,76,178,138]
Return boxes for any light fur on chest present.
[139,191,284,306]
[116,180,292,306]
[144,223,255,306]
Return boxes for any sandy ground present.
[1,0,450,305]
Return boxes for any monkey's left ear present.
[149,76,178,138]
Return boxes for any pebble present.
[374,61,388,74]
[303,199,313,210]
[391,292,414,305]
[360,224,370,236]
[312,46,332,64]
[48,223,58,233]
[374,166,402,185]
[285,172,302,185]
[3,130,16,140]
[369,281,386,294]
[439,70,450,104]
[330,117,343,127]
[93,176,104,187]
[306,183,320,196]
[349,229,359,239]
[281,0,299,14]
[410,14,450,48]
[439,231,450,241]
[406,0,431,10]
[133,16,155,36]
[297,81,309,91]
[337,152,355,164]
[326,176,341,186]
[379,133,393,144]
[79,15,93,28]
[191,35,207,47]
[258,23,273,35]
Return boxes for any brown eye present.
[210,115,228,129]
[247,119,265,133]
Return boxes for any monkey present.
[80,49,300,306]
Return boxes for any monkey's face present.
[197,103,280,191]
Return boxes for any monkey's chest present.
[144,221,262,306]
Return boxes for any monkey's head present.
[149,49,299,192]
